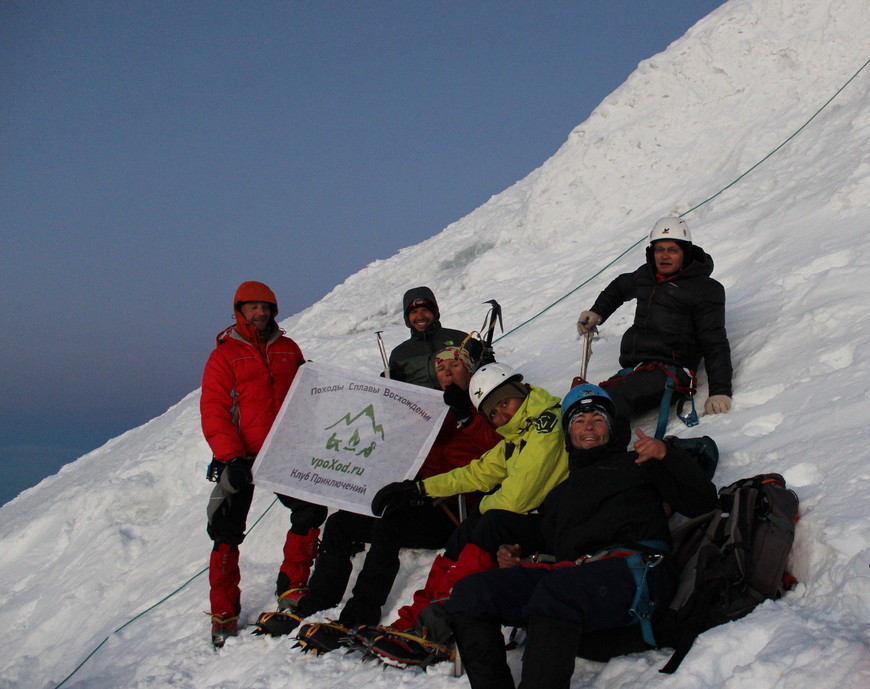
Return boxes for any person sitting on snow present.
[445,383,717,689]
[367,362,569,637]
[576,216,733,424]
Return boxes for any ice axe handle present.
[571,331,593,388]
[376,331,390,379]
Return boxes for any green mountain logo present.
[324,404,385,458]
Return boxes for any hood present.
[402,285,441,328]
[645,243,714,280]
[232,280,279,345]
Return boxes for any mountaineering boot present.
[391,544,496,631]
[209,543,241,648]
[294,620,354,655]
[251,610,303,637]
[210,613,240,649]
[276,527,320,611]
[517,615,582,689]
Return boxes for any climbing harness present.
[600,362,698,438]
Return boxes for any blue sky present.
[0,0,726,505]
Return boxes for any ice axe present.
[480,299,503,349]
[570,330,594,388]
[474,299,503,366]
[466,299,502,370]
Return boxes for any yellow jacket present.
[421,385,568,515]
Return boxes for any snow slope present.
[3,1,869,687]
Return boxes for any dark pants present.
[299,502,458,627]
[448,558,644,627]
[443,508,548,561]
[447,558,674,689]
[207,483,327,546]
[602,367,689,422]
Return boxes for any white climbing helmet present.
[649,216,692,244]
[468,363,524,411]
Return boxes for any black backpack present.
[655,473,800,673]
[572,471,799,669]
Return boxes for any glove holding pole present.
[576,310,601,336]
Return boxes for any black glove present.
[206,457,223,482]
[371,479,425,517]
[443,383,473,425]
[221,457,253,493]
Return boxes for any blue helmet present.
[561,383,616,434]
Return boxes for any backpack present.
[655,473,800,673]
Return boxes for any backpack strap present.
[658,541,724,674]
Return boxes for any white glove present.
[704,395,732,414]
[576,311,601,336]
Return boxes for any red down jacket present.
[201,323,305,463]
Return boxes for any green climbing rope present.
[52,496,279,689]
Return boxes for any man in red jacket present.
[201,281,327,648]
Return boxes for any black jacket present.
[590,244,732,397]
[388,286,481,388]
[539,436,717,562]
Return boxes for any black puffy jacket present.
[590,244,732,397]
[539,436,717,562]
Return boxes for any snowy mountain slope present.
[3,1,869,688]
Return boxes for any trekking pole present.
[571,330,594,388]
[375,331,390,378]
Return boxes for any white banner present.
[253,362,448,516]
